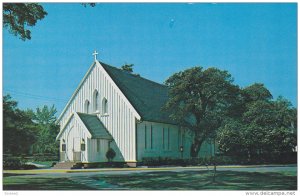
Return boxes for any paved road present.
[81,165,296,176]
[8,165,296,177]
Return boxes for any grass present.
[93,170,297,190]
[3,175,91,190]
[3,168,297,190]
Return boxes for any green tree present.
[3,95,37,155]
[3,3,47,41]
[32,105,57,125]
[3,3,96,41]
[164,67,240,157]
[242,83,273,103]
[216,119,246,158]
[217,86,297,163]
[81,3,96,7]
[121,64,134,73]
[29,105,60,154]
[3,95,60,155]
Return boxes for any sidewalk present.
[3,164,296,174]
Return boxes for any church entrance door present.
[73,137,81,162]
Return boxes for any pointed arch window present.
[84,100,90,114]
[102,98,108,114]
[93,90,100,112]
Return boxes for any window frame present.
[102,97,108,115]
[84,100,90,114]
[97,139,100,152]
[93,90,100,113]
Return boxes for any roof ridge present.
[99,61,168,88]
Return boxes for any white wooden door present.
[73,137,81,162]
[73,137,80,151]
[66,128,74,161]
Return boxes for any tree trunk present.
[190,138,205,158]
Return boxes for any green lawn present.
[3,173,91,190]
[3,169,297,190]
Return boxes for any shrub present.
[106,148,116,162]
[22,164,38,170]
[83,162,125,169]
[141,156,240,167]
[3,157,25,170]
[142,157,191,166]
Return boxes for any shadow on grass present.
[3,170,297,190]
[93,170,297,190]
[3,176,92,190]
[3,173,36,177]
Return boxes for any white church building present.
[56,53,215,167]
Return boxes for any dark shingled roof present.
[100,61,176,125]
[77,112,113,139]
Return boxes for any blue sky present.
[3,3,297,114]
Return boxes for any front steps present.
[52,162,83,169]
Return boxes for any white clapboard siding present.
[57,61,139,162]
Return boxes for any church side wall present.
[58,63,137,162]
[136,121,193,161]
[136,121,215,161]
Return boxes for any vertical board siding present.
[59,63,137,162]
[136,121,194,161]
[87,138,109,162]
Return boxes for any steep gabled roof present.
[100,61,175,125]
[77,112,113,140]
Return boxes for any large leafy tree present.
[164,67,240,157]
[3,3,47,41]
[3,95,38,154]
[217,84,297,163]
[3,3,95,41]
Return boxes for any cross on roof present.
[92,50,98,61]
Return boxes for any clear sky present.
[3,3,297,115]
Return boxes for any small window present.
[62,144,66,152]
[93,90,100,112]
[162,128,165,149]
[168,128,170,150]
[102,98,108,114]
[84,100,90,114]
[144,124,147,149]
[150,125,153,149]
[178,129,180,149]
[97,139,100,152]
